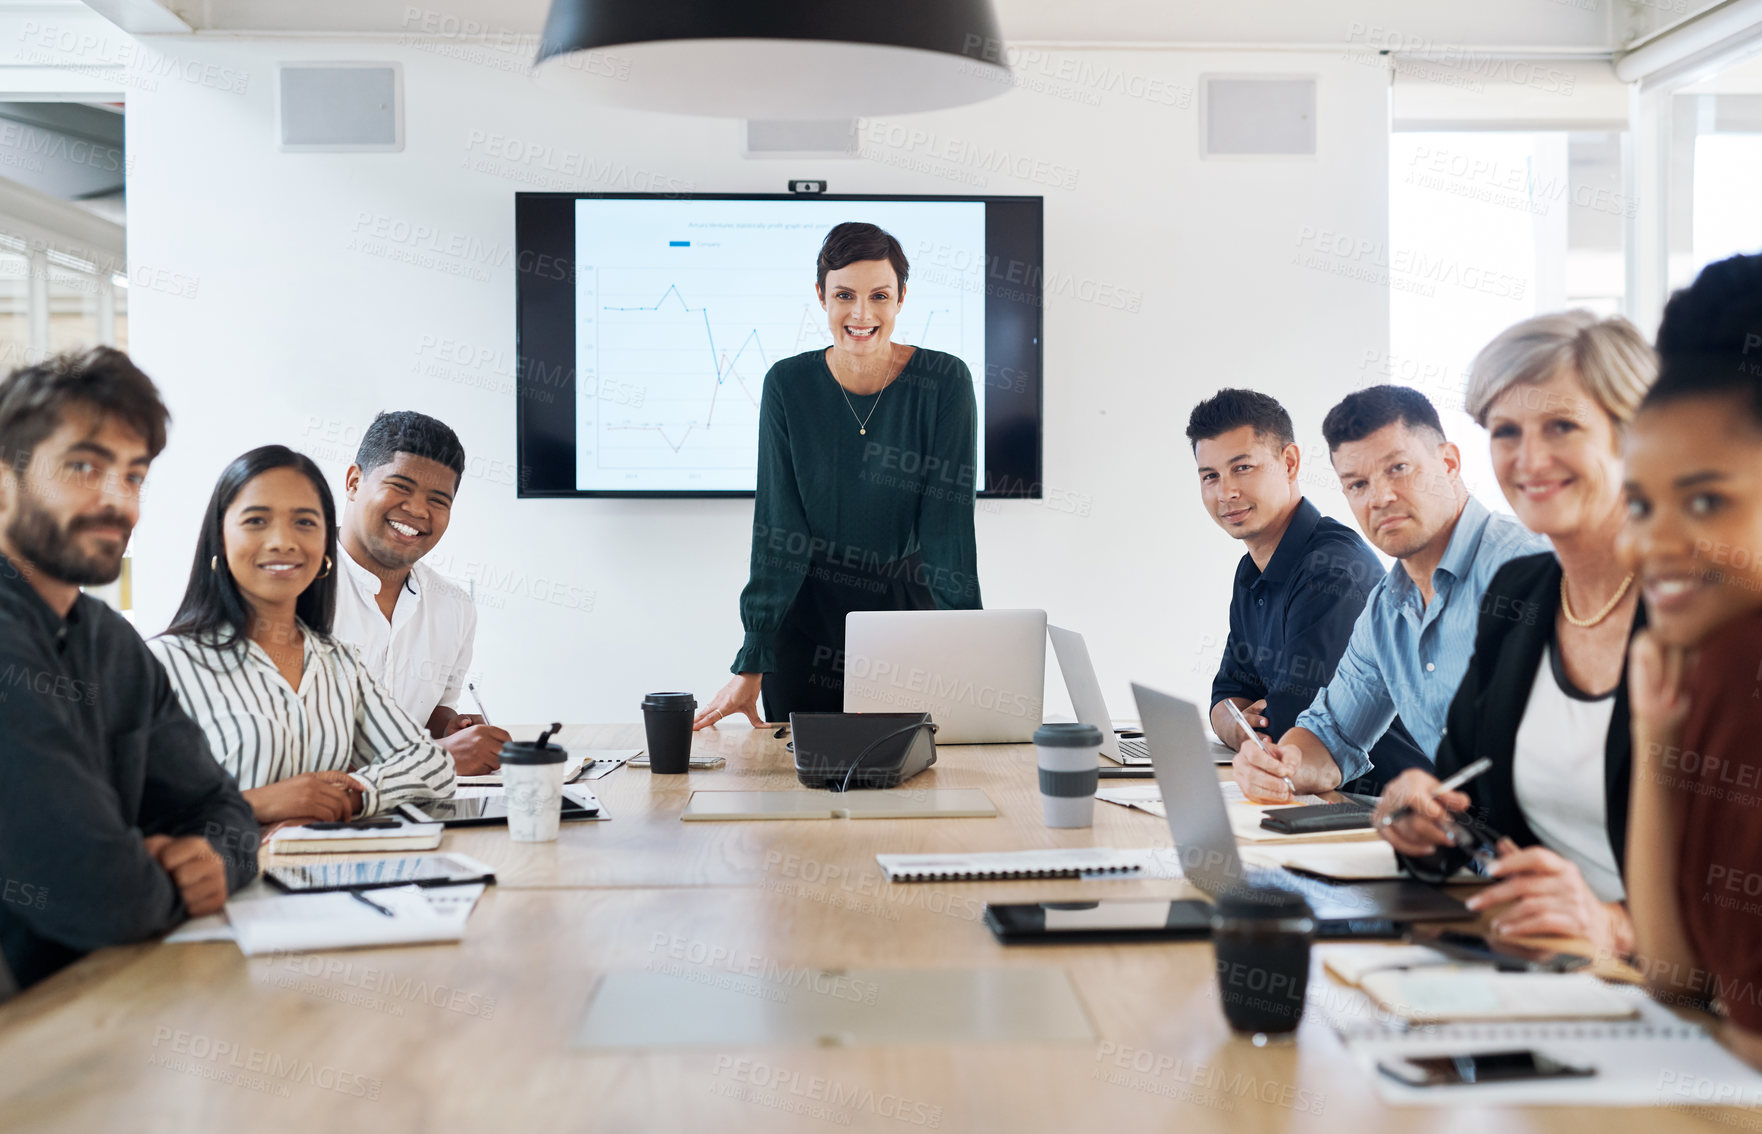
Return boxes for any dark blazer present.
[1404,552,1639,881]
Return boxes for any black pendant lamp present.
[532,0,1013,118]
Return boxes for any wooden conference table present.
[0,724,1733,1133]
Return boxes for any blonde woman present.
[1375,311,1656,955]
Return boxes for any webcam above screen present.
[513,192,1044,499]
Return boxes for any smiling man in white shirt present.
[331,411,509,776]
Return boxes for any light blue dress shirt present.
[1294,496,1549,783]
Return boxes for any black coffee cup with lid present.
[1209,889,1315,1038]
[641,692,696,774]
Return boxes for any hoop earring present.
[317,555,333,579]
[210,555,218,571]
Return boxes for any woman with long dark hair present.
[150,445,454,824]
[694,222,983,729]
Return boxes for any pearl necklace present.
[1560,572,1635,629]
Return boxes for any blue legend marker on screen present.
[669,240,690,247]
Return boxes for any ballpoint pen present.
[467,682,492,725]
[1379,757,1494,828]
[349,890,396,918]
[1224,699,1294,796]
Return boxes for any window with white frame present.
[1387,130,1628,516]
[0,228,126,371]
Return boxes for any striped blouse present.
[148,625,456,816]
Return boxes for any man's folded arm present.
[0,682,187,949]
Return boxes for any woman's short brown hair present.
[816,222,909,295]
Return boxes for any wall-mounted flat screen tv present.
[514,192,1043,498]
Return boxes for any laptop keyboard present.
[1117,738,1151,762]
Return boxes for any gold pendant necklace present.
[1560,571,1635,629]
[831,360,888,435]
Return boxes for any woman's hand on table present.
[694,673,768,731]
[1470,839,1633,955]
[242,771,358,823]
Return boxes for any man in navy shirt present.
[0,348,257,997]
[1189,389,1427,792]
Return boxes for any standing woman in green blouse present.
[694,222,983,729]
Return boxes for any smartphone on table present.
[1406,926,1591,973]
[1377,1049,1593,1087]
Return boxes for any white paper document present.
[1095,785,1166,818]
[1096,783,1363,845]
[166,882,487,954]
[456,748,638,786]
[1239,841,1404,880]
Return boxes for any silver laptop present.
[1049,625,1232,765]
[843,609,1046,744]
[1129,682,1471,926]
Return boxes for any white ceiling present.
[110,0,1617,50]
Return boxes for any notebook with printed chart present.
[168,882,488,955]
[225,884,479,955]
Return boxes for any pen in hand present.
[1224,699,1295,797]
[467,682,492,726]
[1379,757,1494,829]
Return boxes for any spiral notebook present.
[876,848,1156,883]
[1325,980,1762,1106]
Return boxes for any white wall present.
[122,37,1393,724]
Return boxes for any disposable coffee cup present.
[1210,890,1315,1038]
[1033,722,1104,828]
[642,692,697,774]
[500,740,567,843]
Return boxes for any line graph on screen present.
[570,197,986,492]
[584,267,959,469]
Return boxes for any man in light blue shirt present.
[1232,385,1547,800]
